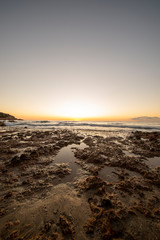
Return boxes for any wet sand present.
[0,127,160,240]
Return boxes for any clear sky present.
[0,0,160,120]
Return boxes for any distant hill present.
[0,112,17,120]
[131,116,160,122]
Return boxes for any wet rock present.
[5,221,14,228]
[0,121,6,126]
[101,198,112,209]
[84,210,115,239]
[9,230,18,239]
[84,217,96,234]
[11,155,20,166]
[22,179,31,185]
[88,166,99,175]
[1,128,160,240]
[30,150,39,159]
[83,137,94,146]
[0,208,6,216]
[54,163,71,177]
[1,167,8,173]
[78,176,106,192]
[11,154,31,166]
[20,154,30,161]
[128,131,160,158]
[33,169,48,178]
[75,147,106,164]
[4,191,13,198]
[14,220,20,225]
[44,221,52,232]
[59,215,75,239]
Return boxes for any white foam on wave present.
[4,120,160,131]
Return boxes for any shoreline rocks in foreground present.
[0,128,160,240]
[0,122,5,126]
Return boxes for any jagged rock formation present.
[0,112,17,120]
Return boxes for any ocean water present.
[3,120,160,131]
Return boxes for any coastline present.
[0,126,160,239]
[2,119,160,131]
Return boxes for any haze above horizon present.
[0,0,160,121]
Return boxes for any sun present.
[57,101,100,120]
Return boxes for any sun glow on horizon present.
[56,100,103,120]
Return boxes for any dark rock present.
[101,198,112,209]
[20,154,30,161]
[0,121,6,126]
[30,150,39,158]
[44,222,52,232]
[0,208,6,216]
[0,112,17,120]
[59,215,75,238]
[11,155,20,166]
[4,191,13,199]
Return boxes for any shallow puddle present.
[99,166,119,182]
[53,142,87,183]
[99,166,141,182]
[123,150,139,157]
[124,169,141,177]
[145,157,160,168]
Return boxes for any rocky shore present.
[0,127,160,240]
[0,112,18,121]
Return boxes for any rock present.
[44,222,52,232]
[0,208,6,216]
[59,215,75,238]
[14,220,20,225]
[78,176,106,191]
[20,154,30,161]
[11,156,20,166]
[4,191,13,199]
[84,217,96,234]
[0,112,17,120]
[101,198,112,209]
[9,230,18,239]
[5,221,14,228]
[30,150,39,159]
[0,121,5,126]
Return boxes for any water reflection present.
[53,142,87,183]
[145,157,160,168]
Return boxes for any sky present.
[0,0,160,121]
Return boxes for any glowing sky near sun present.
[0,0,160,120]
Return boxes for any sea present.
[3,120,160,132]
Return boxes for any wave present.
[4,120,160,131]
[35,121,51,123]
